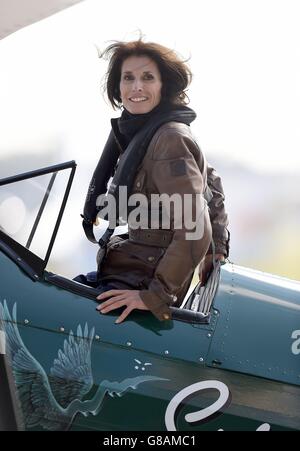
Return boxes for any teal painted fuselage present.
[1,249,299,431]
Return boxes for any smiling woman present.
[120,55,162,114]
[77,39,229,324]
[103,40,192,110]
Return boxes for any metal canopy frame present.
[0,160,76,279]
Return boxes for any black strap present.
[81,215,97,244]
[83,130,120,225]
[81,215,114,247]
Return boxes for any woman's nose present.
[132,79,143,91]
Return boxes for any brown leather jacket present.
[98,122,228,320]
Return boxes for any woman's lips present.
[129,96,148,102]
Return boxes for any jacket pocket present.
[101,239,165,283]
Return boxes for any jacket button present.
[136,181,141,188]
[147,256,155,262]
[163,313,170,320]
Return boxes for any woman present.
[80,40,229,323]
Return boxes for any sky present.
[0,0,299,276]
[0,0,300,174]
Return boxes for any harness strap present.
[81,215,114,247]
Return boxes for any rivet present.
[126,341,132,347]
[95,335,100,340]
[147,256,155,262]
[60,327,65,333]
[199,357,204,362]
[34,274,39,279]
[24,319,29,325]
[164,350,169,355]
[207,333,211,338]
[17,257,22,262]
[213,310,218,315]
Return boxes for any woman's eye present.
[144,74,154,80]
[123,75,133,81]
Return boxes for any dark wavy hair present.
[100,39,192,109]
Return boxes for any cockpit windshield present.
[0,161,76,271]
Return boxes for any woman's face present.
[119,55,162,114]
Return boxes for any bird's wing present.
[0,301,62,429]
[49,323,95,407]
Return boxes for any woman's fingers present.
[98,298,126,314]
[115,306,134,324]
[97,294,126,308]
[96,289,126,301]
[97,294,127,310]
[95,290,148,322]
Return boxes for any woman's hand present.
[198,254,225,286]
[96,290,149,324]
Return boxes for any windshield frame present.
[0,161,76,279]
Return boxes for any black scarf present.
[119,102,174,145]
[112,102,178,150]
[82,103,196,244]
